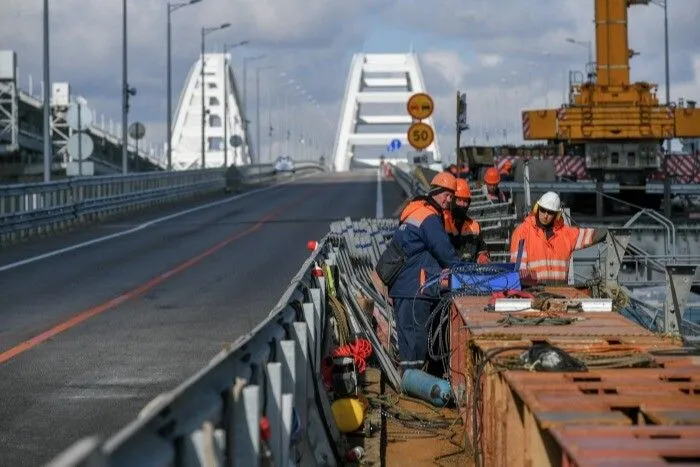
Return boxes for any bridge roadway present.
[0,169,404,466]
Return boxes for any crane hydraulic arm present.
[521,0,700,178]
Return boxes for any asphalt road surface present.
[0,170,405,466]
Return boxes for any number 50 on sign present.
[407,122,434,150]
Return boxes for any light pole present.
[651,0,672,215]
[42,0,51,182]
[223,40,249,168]
[243,55,265,162]
[278,73,294,155]
[651,0,671,149]
[167,0,201,172]
[122,0,137,174]
[122,0,128,174]
[565,37,593,80]
[254,65,275,164]
[200,23,230,169]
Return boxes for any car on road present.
[273,155,295,174]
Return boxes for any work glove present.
[592,228,609,245]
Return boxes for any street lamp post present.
[242,55,265,163]
[42,0,51,182]
[254,65,275,164]
[660,0,672,216]
[256,67,261,165]
[222,40,249,168]
[122,0,128,174]
[200,23,230,169]
[167,0,201,172]
[649,0,671,215]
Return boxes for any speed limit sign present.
[407,122,434,150]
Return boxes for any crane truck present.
[521,0,700,210]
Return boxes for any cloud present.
[1,0,698,167]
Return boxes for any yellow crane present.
[522,0,700,188]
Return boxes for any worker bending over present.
[388,172,460,372]
[444,179,490,263]
[509,192,608,284]
[482,167,507,202]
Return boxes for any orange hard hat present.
[455,178,471,199]
[430,171,457,192]
[484,167,501,185]
[502,160,513,170]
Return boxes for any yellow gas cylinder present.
[330,397,365,433]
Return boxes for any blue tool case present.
[449,262,521,292]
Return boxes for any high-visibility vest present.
[509,214,595,282]
[443,212,490,263]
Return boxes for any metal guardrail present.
[392,162,700,196]
[1,162,324,244]
[48,238,339,467]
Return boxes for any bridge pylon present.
[332,53,440,172]
[171,53,251,170]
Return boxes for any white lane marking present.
[376,166,384,218]
[0,178,301,273]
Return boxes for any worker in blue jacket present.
[389,171,461,373]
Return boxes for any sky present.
[1,0,699,166]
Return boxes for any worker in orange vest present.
[483,167,507,202]
[499,160,513,181]
[385,171,460,372]
[509,192,608,284]
[444,179,490,263]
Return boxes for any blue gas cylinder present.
[401,369,453,407]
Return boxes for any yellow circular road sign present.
[407,122,434,150]
[407,93,434,120]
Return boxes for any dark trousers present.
[393,297,435,371]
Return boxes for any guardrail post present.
[265,362,283,465]
[277,340,296,467]
[233,385,260,466]
[291,322,308,427]
[311,287,323,366]
[302,302,317,370]
[281,393,293,467]
[190,421,223,466]
[277,340,296,395]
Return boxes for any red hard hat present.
[484,167,501,185]
[430,171,457,192]
[455,178,471,199]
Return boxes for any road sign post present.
[66,101,95,176]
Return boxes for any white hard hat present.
[537,191,561,211]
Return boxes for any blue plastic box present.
[449,262,521,292]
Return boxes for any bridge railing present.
[0,161,324,245]
[47,236,339,467]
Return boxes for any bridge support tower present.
[332,53,441,172]
[171,53,251,170]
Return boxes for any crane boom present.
[595,0,637,87]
